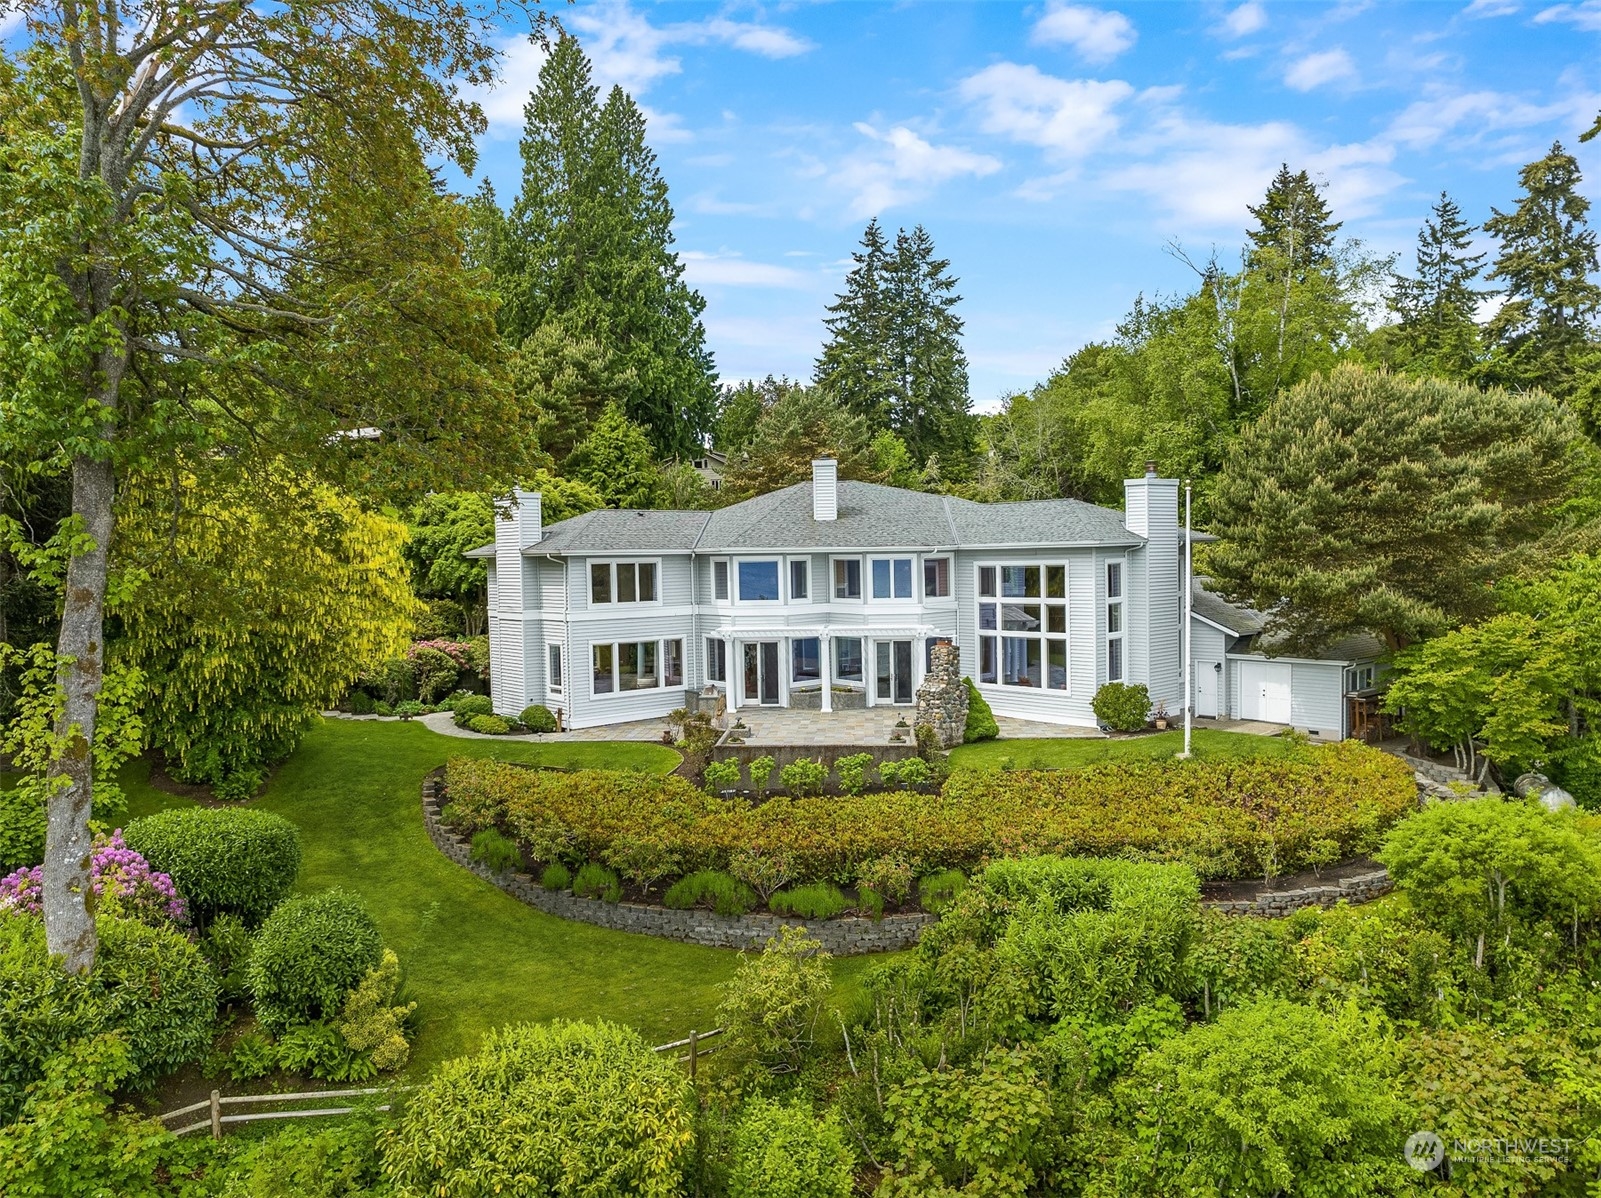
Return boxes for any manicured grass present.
[947,728,1295,771]
[122,720,889,1072]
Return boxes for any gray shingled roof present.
[533,509,713,554]
[698,481,959,550]
[1191,579,1266,636]
[945,495,1142,548]
[1252,629,1388,663]
[1193,578,1386,663]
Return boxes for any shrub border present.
[420,770,934,955]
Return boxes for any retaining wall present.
[422,772,934,954]
[1205,868,1393,917]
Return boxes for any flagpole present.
[1182,480,1193,759]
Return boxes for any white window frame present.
[706,637,727,683]
[833,636,865,684]
[974,560,1071,692]
[735,557,783,604]
[589,558,663,607]
[788,556,810,603]
[548,643,564,697]
[712,558,730,601]
[868,556,916,601]
[1105,558,1126,684]
[831,555,864,601]
[591,637,685,697]
[923,556,952,600]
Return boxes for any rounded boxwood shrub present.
[728,1098,855,1198]
[125,807,301,928]
[0,911,217,1119]
[1092,681,1152,733]
[247,890,384,1033]
[963,677,999,742]
[385,1021,692,1196]
[520,704,558,733]
[466,713,512,735]
[451,695,494,728]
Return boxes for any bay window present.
[792,638,821,683]
[834,558,862,599]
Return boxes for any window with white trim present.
[590,560,657,605]
[1106,561,1125,682]
[870,557,914,599]
[833,557,862,599]
[792,638,821,683]
[789,559,809,601]
[976,562,1069,690]
[834,636,864,682]
[706,638,727,682]
[737,560,781,602]
[713,559,729,601]
[924,557,951,598]
[592,638,684,695]
[548,644,563,694]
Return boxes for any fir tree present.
[815,219,894,428]
[1246,165,1342,275]
[1388,192,1487,380]
[1482,142,1601,405]
[564,403,664,509]
[489,36,716,457]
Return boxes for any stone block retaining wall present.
[1206,868,1393,917]
[422,772,933,954]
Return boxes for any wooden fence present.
[158,1027,726,1138]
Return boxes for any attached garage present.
[1237,660,1292,724]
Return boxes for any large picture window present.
[976,561,1069,691]
[738,560,780,601]
[590,561,657,605]
[592,638,684,696]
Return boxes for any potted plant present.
[1152,700,1170,731]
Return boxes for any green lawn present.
[122,720,886,1072]
[947,727,1294,771]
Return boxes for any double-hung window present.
[1106,561,1125,682]
[592,638,684,695]
[834,558,862,599]
[976,562,1069,690]
[738,560,780,602]
[590,561,657,605]
[871,557,914,600]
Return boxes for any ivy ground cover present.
[122,719,886,1072]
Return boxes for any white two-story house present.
[471,459,1382,736]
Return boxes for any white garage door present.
[1239,661,1293,724]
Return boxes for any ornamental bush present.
[728,1098,855,1198]
[540,863,572,891]
[780,757,827,797]
[520,704,558,733]
[451,695,493,727]
[408,646,459,704]
[834,752,875,796]
[447,740,1411,886]
[769,882,849,920]
[1093,681,1151,732]
[382,1020,693,1198]
[573,862,622,903]
[247,890,384,1033]
[963,677,999,742]
[466,714,512,735]
[470,828,522,873]
[664,869,757,916]
[126,807,301,928]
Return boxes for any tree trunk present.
[43,451,116,973]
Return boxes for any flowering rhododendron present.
[0,831,187,925]
[409,639,471,666]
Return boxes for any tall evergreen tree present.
[1482,142,1601,408]
[814,220,974,473]
[815,219,894,428]
[1246,165,1342,276]
[488,36,717,457]
[1387,192,1487,380]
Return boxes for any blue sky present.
[459,0,1601,408]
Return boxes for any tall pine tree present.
[1387,192,1487,380]
[814,220,974,474]
[1246,164,1342,276]
[484,36,717,457]
[1482,142,1601,408]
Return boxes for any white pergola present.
[709,625,940,713]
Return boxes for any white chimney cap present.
[812,458,838,522]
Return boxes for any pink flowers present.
[0,831,187,925]
[409,639,472,666]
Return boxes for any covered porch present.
[707,625,940,715]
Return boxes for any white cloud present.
[831,124,1001,218]
[1219,2,1267,37]
[680,251,812,289]
[1464,0,1521,15]
[1284,48,1357,91]
[699,18,812,58]
[1031,4,1137,62]
[1533,1,1601,28]
[1387,86,1601,149]
[960,63,1133,159]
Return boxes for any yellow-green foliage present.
[445,740,1414,884]
[118,469,418,787]
[337,949,415,1072]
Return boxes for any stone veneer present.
[914,640,968,749]
[1205,868,1393,917]
[422,771,934,954]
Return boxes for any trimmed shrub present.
[247,890,384,1033]
[451,694,494,727]
[834,752,874,796]
[895,757,932,789]
[769,883,849,920]
[470,828,522,873]
[780,757,827,797]
[449,740,1412,886]
[704,759,742,793]
[466,714,512,735]
[1093,681,1152,733]
[962,677,999,742]
[918,868,968,913]
[541,862,573,892]
[573,862,623,903]
[664,869,758,916]
[0,911,217,1119]
[520,704,558,733]
[749,755,777,798]
[728,1098,855,1198]
[383,1020,692,1197]
[125,807,301,928]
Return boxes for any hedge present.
[247,890,384,1032]
[444,741,1414,885]
[125,807,301,928]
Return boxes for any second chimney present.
[812,458,838,521]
